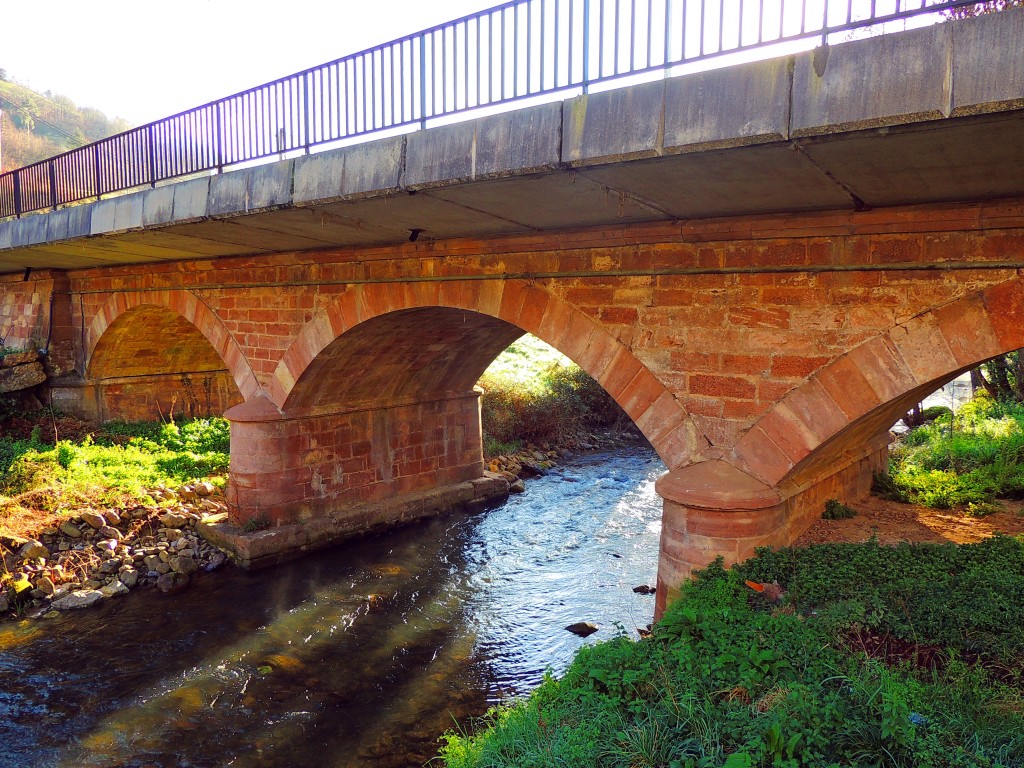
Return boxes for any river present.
[0,446,664,768]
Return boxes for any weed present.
[822,498,857,520]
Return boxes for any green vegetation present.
[0,416,228,533]
[479,336,630,456]
[884,394,1024,509]
[440,538,1024,768]
[822,498,857,520]
[0,76,131,170]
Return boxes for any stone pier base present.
[654,434,890,618]
[200,474,509,568]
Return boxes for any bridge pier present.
[210,389,507,567]
[653,433,889,618]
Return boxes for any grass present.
[0,416,229,540]
[479,336,630,453]
[884,394,1024,509]
[439,538,1024,768]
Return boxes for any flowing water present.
[0,446,664,768]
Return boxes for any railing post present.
[93,143,102,199]
[303,71,312,153]
[147,124,157,188]
[419,31,428,129]
[48,161,57,210]
[12,172,21,218]
[582,0,591,93]
[216,102,224,172]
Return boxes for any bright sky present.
[2,0,497,125]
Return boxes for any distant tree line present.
[0,73,131,171]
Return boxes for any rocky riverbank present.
[0,482,231,618]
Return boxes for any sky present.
[2,0,498,125]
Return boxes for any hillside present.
[0,72,131,172]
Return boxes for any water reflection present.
[0,447,663,768]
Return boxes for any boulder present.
[19,540,50,561]
[170,556,198,575]
[80,510,107,529]
[51,589,104,610]
[0,362,45,393]
[156,572,191,594]
[565,622,599,637]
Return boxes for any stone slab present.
[201,475,509,568]
[951,6,1024,116]
[562,79,665,165]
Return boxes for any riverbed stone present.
[143,554,162,571]
[509,479,526,493]
[51,589,103,610]
[104,509,121,525]
[59,521,82,538]
[100,580,129,598]
[157,572,191,594]
[171,555,198,575]
[155,562,172,575]
[99,559,121,575]
[81,511,106,529]
[565,621,599,637]
[99,525,123,541]
[34,576,56,596]
[19,540,50,561]
[160,512,188,528]
[118,569,139,588]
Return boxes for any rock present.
[0,596,8,612]
[204,552,227,572]
[98,525,123,541]
[81,511,107,529]
[160,511,189,528]
[118,569,139,588]
[194,481,216,497]
[34,576,56,596]
[97,539,118,552]
[19,540,50,561]
[509,479,526,493]
[632,585,656,595]
[155,562,172,575]
[83,578,103,589]
[565,622,599,637]
[51,589,104,610]
[99,559,121,574]
[0,350,38,367]
[0,361,46,393]
[100,580,129,598]
[156,572,191,594]
[104,509,121,525]
[177,487,199,503]
[171,556,198,575]
[59,520,83,538]
[143,554,162,571]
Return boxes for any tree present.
[946,0,1024,19]
[972,352,1024,402]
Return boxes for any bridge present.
[0,0,1022,616]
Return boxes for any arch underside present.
[87,304,242,422]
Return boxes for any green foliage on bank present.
[0,417,229,508]
[479,336,629,455]
[440,538,1024,768]
[883,394,1024,509]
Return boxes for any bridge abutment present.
[653,433,889,618]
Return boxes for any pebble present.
[98,525,123,541]
[59,521,82,538]
[119,570,140,588]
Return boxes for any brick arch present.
[86,290,260,401]
[269,279,708,469]
[733,278,1024,487]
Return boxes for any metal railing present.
[0,0,986,220]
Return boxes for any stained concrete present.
[1,9,1023,272]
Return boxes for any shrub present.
[822,498,857,520]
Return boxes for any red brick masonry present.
[6,197,1024,608]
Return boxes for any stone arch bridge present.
[1,10,1023,615]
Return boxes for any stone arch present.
[733,278,1024,488]
[268,279,707,469]
[86,290,260,402]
